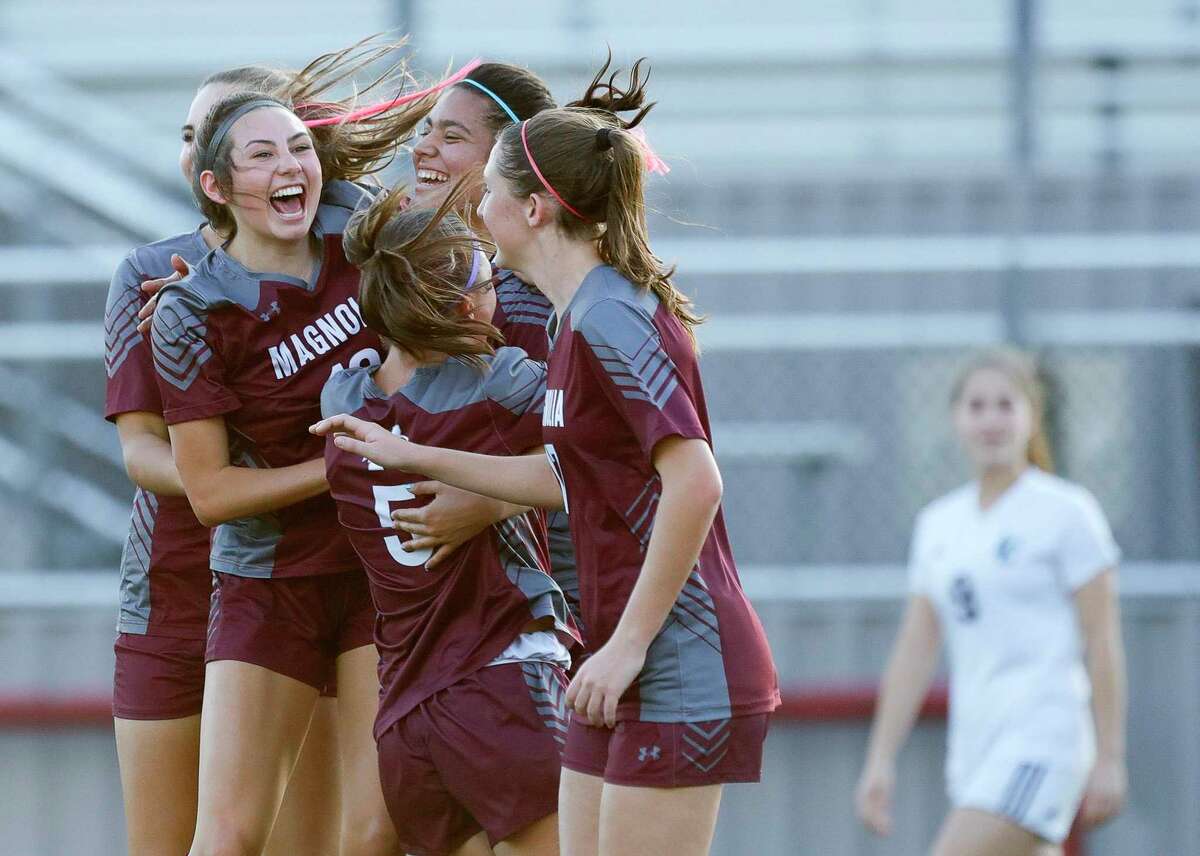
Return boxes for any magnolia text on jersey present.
[543,389,565,428]
[268,298,366,380]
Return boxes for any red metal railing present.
[0,685,1084,854]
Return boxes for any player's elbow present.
[187,484,235,527]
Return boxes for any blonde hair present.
[951,348,1055,472]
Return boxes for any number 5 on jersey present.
[373,483,434,568]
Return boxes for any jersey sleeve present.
[1058,488,1121,591]
[574,298,707,463]
[104,254,163,420]
[151,287,241,424]
[907,509,935,597]
[484,347,547,454]
[493,273,552,360]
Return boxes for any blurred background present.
[1,0,1198,853]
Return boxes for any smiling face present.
[200,106,323,245]
[952,367,1036,473]
[477,146,533,272]
[409,88,497,209]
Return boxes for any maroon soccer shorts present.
[561,713,771,787]
[206,571,376,691]
[112,632,207,720]
[377,661,569,856]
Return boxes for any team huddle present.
[102,35,1126,856]
[104,39,778,856]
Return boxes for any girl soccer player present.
[321,186,578,856]
[855,350,1128,856]
[104,65,342,856]
[312,59,781,856]
[149,77,429,856]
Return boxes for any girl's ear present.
[199,170,227,205]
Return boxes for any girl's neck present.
[977,462,1029,511]
[226,229,318,282]
[519,236,604,316]
[371,343,447,395]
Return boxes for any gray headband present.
[198,98,288,174]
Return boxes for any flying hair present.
[345,177,502,367]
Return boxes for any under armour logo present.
[260,300,281,322]
[638,745,661,762]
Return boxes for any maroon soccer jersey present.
[542,265,779,723]
[321,349,579,737]
[105,227,214,639]
[151,180,382,579]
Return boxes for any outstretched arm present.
[311,413,563,510]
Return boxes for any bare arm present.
[565,436,723,727]
[310,413,563,510]
[115,411,186,497]
[1075,568,1128,827]
[856,595,942,837]
[169,417,328,526]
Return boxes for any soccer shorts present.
[562,713,770,787]
[377,661,568,856]
[112,632,207,720]
[206,570,375,691]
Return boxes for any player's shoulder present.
[157,249,263,317]
[570,267,658,343]
[315,179,382,237]
[482,346,546,409]
[1020,468,1106,520]
[115,228,206,286]
[918,482,976,530]
[320,366,378,420]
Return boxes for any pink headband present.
[520,120,590,222]
[301,59,482,128]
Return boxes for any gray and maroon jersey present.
[321,348,580,738]
[492,271,583,637]
[104,226,213,639]
[151,180,381,579]
[542,265,780,723]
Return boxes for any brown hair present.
[491,54,703,346]
[201,65,292,92]
[345,179,501,366]
[951,348,1055,472]
[452,62,556,133]
[192,36,432,238]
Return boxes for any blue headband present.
[459,79,519,124]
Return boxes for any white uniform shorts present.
[950,746,1092,843]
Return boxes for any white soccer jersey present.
[909,468,1119,807]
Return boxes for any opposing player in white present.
[856,350,1128,856]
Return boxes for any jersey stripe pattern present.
[541,265,779,723]
[104,227,216,639]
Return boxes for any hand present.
[565,634,647,728]
[855,760,896,837]
[1080,756,1126,827]
[390,482,506,569]
[309,414,422,471]
[136,254,191,335]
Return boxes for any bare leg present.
[599,783,722,856]
[931,808,1049,856]
[187,661,318,856]
[115,715,201,856]
[494,813,559,856]
[265,696,342,856]
[559,769,604,856]
[335,644,403,856]
[450,831,498,856]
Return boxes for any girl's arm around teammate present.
[170,417,327,526]
[310,413,563,510]
[115,413,186,496]
[856,595,942,837]
[565,434,723,728]
[1075,568,1127,827]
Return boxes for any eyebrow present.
[433,119,472,135]
[243,133,311,147]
